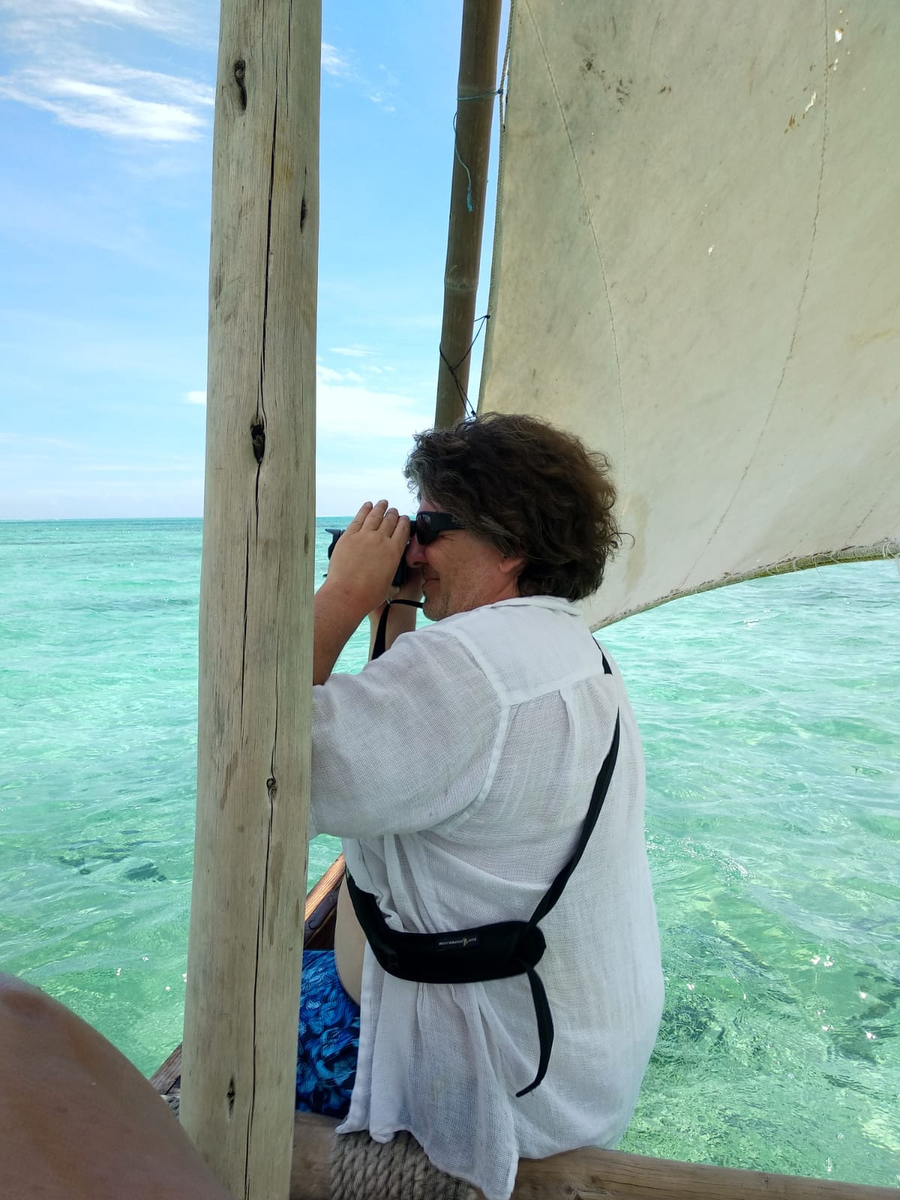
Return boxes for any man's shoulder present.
[445,595,585,640]
[420,596,600,697]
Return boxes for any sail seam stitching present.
[848,484,891,545]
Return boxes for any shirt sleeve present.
[309,625,503,839]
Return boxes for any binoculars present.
[326,526,412,588]
[325,512,462,588]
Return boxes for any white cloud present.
[0,0,202,43]
[367,91,395,113]
[321,43,351,78]
[182,381,425,437]
[0,0,213,144]
[330,345,373,358]
[317,381,431,439]
[316,465,414,518]
[317,364,362,385]
[0,67,212,141]
[69,0,168,18]
[60,0,171,22]
[318,43,396,109]
[0,11,370,143]
[74,461,199,473]
[369,64,398,112]
[94,63,213,107]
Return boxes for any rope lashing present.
[439,313,490,421]
[332,1130,478,1200]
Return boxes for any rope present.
[444,77,502,419]
[439,314,490,421]
[332,1130,478,1200]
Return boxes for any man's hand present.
[327,500,411,612]
[314,500,411,684]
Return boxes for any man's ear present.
[498,555,525,581]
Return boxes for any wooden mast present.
[434,0,504,429]
[179,0,320,1196]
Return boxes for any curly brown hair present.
[404,413,621,601]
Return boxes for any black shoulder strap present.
[347,636,620,1098]
[528,711,620,921]
[517,647,618,1095]
[372,599,423,660]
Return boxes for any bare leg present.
[0,974,232,1200]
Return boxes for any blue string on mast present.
[454,88,503,213]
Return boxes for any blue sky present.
[0,0,496,518]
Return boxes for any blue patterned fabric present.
[296,949,360,1119]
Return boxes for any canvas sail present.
[479,0,900,629]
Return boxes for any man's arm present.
[310,625,501,840]
[313,581,367,684]
[313,500,410,684]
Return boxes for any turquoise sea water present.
[0,518,897,1187]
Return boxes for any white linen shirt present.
[309,595,663,1200]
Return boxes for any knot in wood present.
[250,422,266,463]
[233,59,247,111]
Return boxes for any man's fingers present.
[326,501,408,615]
[362,499,389,530]
[340,500,404,559]
[346,501,374,533]
[391,514,411,544]
[381,507,402,536]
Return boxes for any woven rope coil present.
[332,1130,479,1200]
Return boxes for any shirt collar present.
[486,595,582,616]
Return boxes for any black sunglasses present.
[408,511,464,544]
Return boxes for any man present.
[1,414,661,1200]
[308,414,663,1200]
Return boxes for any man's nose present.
[406,535,426,567]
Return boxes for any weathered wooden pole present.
[435,0,504,429]
[179,0,320,1195]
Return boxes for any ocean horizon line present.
[0,514,356,525]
